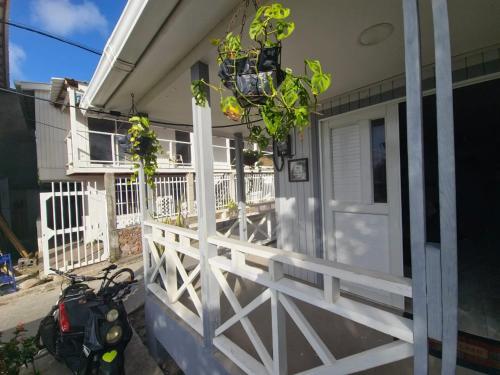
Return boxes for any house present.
[76,0,500,374]
[12,77,274,274]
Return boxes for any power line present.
[0,86,260,130]
[1,20,103,57]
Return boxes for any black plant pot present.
[243,153,260,166]
[218,46,285,108]
[219,57,248,91]
[135,136,154,157]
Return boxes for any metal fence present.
[40,181,109,274]
[245,172,275,204]
[114,172,275,228]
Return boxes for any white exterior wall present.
[34,88,71,181]
[275,127,321,284]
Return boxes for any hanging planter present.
[191,2,332,155]
[242,149,262,166]
[127,115,161,187]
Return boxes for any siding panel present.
[276,127,320,283]
[35,89,71,181]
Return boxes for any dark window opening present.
[175,131,191,165]
[371,118,387,203]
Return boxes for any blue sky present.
[9,0,127,87]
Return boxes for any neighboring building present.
[0,0,39,258]
[16,78,236,184]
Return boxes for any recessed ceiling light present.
[359,23,394,46]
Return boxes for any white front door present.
[320,104,404,307]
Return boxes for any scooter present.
[37,264,136,375]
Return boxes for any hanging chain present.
[128,93,137,116]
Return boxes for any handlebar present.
[50,266,136,300]
[49,268,100,283]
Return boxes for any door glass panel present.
[371,118,387,203]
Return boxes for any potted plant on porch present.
[191,2,332,163]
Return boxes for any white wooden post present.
[233,133,247,266]
[270,260,287,374]
[191,61,220,347]
[402,1,429,373]
[139,162,150,290]
[431,0,458,372]
[234,133,247,242]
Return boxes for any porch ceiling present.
[86,0,500,138]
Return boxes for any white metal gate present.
[40,181,109,275]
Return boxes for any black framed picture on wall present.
[288,158,309,182]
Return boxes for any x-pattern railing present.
[145,221,203,334]
[217,208,277,245]
[208,235,414,374]
[144,220,415,374]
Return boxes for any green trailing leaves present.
[276,21,295,40]
[191,80,207,107]
[306,59,331,95]
[311,72,331,95]
[249,3,293,44]
[264,3,290,19]
[128,116,161,187]
[220,96,243,121]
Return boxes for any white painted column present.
[402,1,429,373]
[431,0,458,372]
[191,62,220,348]
[234,133,247,242]
[139,162,151,291]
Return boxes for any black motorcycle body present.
[38,266,134,375]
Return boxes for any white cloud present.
[9,43,27,84]
[30,0,108,37]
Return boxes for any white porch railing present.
[144,220,414,374]
[217,202,277,245]
[245,172,275,205]
[116,173,276,229]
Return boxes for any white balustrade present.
[142,219,415,374]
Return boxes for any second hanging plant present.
[191,2,332,152]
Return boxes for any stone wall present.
[118,225,142,256]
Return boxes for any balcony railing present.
[65,129,233,171]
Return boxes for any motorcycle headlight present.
[105,325,123,344]
[106,309,119,322]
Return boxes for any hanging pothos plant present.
[191,2,332,152]
[128,115,161,187]
[242,149,262,166]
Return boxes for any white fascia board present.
[15,81,51,91]
[81,0,178,112]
